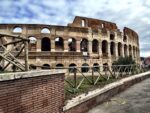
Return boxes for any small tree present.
[112,56,136,73]
[113,56,135,65]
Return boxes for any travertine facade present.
[0,16,140,70]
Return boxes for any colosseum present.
[0,16,140,71]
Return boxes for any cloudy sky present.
[0,0,149,57]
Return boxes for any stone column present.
[107,31,110,38]
[115,42,118,58]
[99,40,102,57]
[36,39,41,52]
[126,46,129,57]
[88,40,92,54]
[108,42,111,58]
[76,40,80,52]
[64,40,68,52]
[22,26,27,36]
[122,44,124,57]
[51,39,55,52]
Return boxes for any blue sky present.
[0,0,150,57]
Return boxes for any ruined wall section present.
[68,16,118,31]
[0,16,141,70]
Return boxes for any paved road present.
[87,78,150,113]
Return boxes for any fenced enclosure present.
[61,64,149,97]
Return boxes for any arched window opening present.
[101,23,104,28]
[118,42,122,56]
[56,64,64,69]
[102,40,108,56]
[129,45,132,57]
[81,19,86,27]
[29,64,37,70]
[0,66,2,71]
[110,34,115,40]
[81,63,89,73]
[93,63,99,72]
[13,27,22,33]
[92,39,99,53]
[42,64,50,69]
[28,37,37,51]
[69,63,77,73]
[133,46,135,57]
[55,37,64,51]
[68,38,76,51]
[41,37,51,51]
[123,35,127,42]
[110,42,115,56]
[80,38,88,52]
[41,28,50,34]
[124,44,127,56]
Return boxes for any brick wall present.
[0,70,65,113]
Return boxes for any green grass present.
[65,76,117,100]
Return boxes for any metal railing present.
[62,64,149,94]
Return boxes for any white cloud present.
[0,0,149,57]
[140,51,150,57]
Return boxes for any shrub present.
[113,56,135,65]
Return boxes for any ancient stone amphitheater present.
[0,16,140,71]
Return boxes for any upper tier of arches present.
[0,16,139,46]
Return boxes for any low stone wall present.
[63,71,150,113]
[0,70,65,113]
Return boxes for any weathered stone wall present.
[0,16,140,71]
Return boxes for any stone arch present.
[129,45,132,57]
[13,27,22,33]
[102,40,108,56]
[81,63,89,73]
[42,64,50,69]
[41,28,50,34]
[41,37,51,51]
[110,42,115,56]
[56,64,64,69]
[68,38,76,51]
[28,36,37,51]
[80,38,88,52]
[93,63,99,72]
[69,63,77,73]
[92,39,99,53]
[55,37,64,51]
[123,35,127,42]
[133,46,136,57]
[118,42,122,56]
[124,44,128,56]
